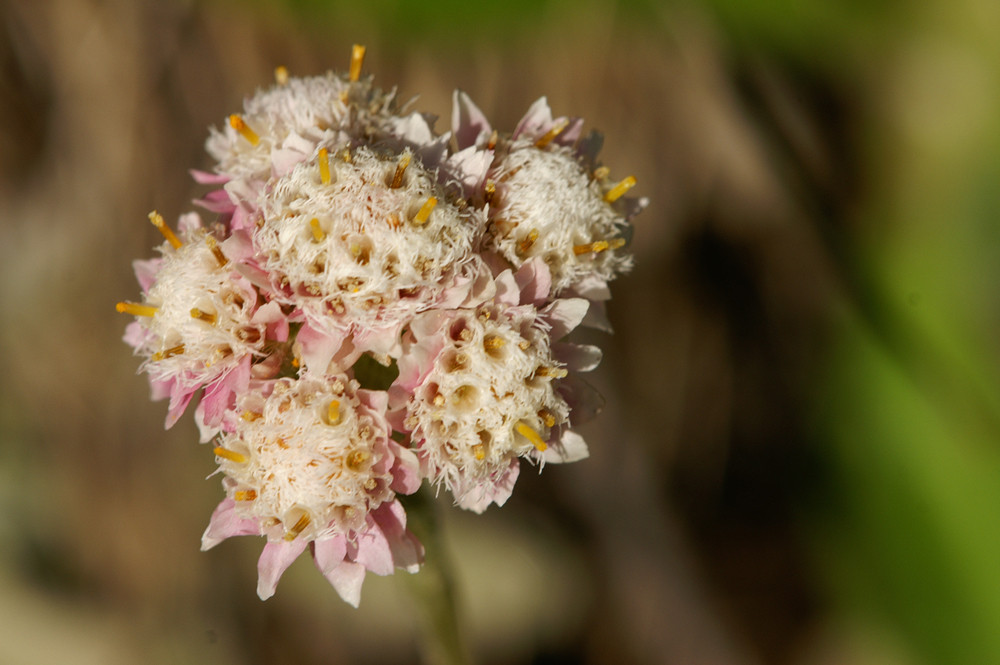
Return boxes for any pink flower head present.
[391,260,592,512]
[203,372,422,603]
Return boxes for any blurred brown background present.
[3,0,1000,663]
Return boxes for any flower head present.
[118,46,642,605]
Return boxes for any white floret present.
[254,146,484,334]
[206,73,398,182]
[215,375,394,541]
[406,303,570,502]
[488,142,633,293]
[136,230,264,387]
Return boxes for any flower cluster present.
[118,47,644,605]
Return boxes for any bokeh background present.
[3,0,1000,663]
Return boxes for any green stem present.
[401,488,473,665]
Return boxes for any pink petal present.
[321,560,366,608]
[164,383,197,429]
[312,535,348,576]
[221,230,256,263]
[493,269,520,307]
[371,501,423,572]
[445,146,493,198]
[201,499,260,550]
[200,355,251,428]
[132,258,162,293]
[193,189,237,213]
[251,301,289,342]
[350,519,394,576]
[513,97,553,141]
[189,169,230,185]
[296,322,348,374]
[542,298,590,339]
[452,90,492,150]
[256,539,309,600]
[389,443,421,495]
[542,429,589,464]
[514,257,552,306]
[552,342,602,372]
[455,459,520,513]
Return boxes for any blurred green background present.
[2,0,999,663]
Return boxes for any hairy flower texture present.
[255,145,484,367]
[204,372,422,604]
[453,92,646,297]
[391,260,592,512]
[120,212,284,428]
[118,45,638,606]
[206,71,397,184]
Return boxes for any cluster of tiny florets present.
[118,47,644,606]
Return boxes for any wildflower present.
[203,372,421,603]
[391,260,592,512]
[119,212,284,427]
[254,145,485,367]
[454,92,645,296]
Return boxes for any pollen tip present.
[535,117,570,148]
[515,421,548,452]
[318,147,331,184]
[412,197,437,225]
[604,175,636,203]
[309,217,325,242]
[148,210,182,249]
[214,446,248,464]
[228,114,260,146]
[274,65,289,86]
[349,44,366,82]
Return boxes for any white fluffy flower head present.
[402,301,570,508]
[214,374,396,541]
[127,214,264,388]
[255,146,482,334]
[487,142,633,294]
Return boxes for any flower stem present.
[401,488,474,665]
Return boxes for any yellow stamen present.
[229,114,260,146]
[241,411,262,422]
[413,197,437,225]
[291,357,300,368]
[538,409,556,428]
[472,443,486,460]
[190,308,216,324]
[152,344,184,361]
[327,399,341,425]
[213,446,247,464]
[284,513,311,541]
[484,334,505,351]
[116,301,158,317]
[515,421,548,452]
[205,235,227,266]
[346,449,369,471]
[517,229,539,256]
[309,218,325,242]
[573,237,626,255]
[349,44,366,82]
[390,153,411,188]
[487,129,498,150]
[340,147,352,163]
[536,366,569,379]
[318,147,331,184]
[593,166,610,181]
[274,65,289,86]
[234,489,257,501]
[484,179,496,205]
[535,117,570,148]
[604,175,636,203]
[148,210,182,249]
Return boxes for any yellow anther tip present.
[604,175,637,203]
[349,44,366,82]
